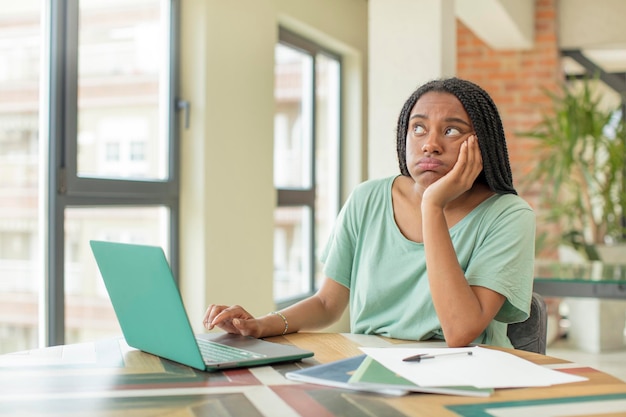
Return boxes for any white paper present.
[359,346,587,388]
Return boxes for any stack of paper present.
[285,346,588,397]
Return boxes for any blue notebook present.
[286,355,408,396]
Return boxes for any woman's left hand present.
[423,134,483,208]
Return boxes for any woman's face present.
[405,91,475,188]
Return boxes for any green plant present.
[522,77,626,259]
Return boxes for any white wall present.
[178,0,368,332]
[368,0,457,179]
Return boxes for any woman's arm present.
[203,277,349,338]
[422,205,506,346]
[421,136,505,346]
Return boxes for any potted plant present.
[521,76,626,353]
[523,76,626,261]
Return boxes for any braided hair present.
[396,77,517,195]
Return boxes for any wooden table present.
[1,332,626,416]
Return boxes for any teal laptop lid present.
[90,240,207,370]
[89,240,313,371]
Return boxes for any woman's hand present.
[202,304,262,338]
[423,134,483,208]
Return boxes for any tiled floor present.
[547,338,626,382]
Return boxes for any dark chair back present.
[506,292,548,354]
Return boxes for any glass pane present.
[0,1,42,354]
[315,54,341,290]
[77,0,170,180]
[64,206,169,344]
[274,206,311,300]
[274,43,313,189]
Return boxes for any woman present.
[203,78,535,348]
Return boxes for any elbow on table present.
[442,331,477,348]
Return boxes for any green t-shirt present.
[320,176,536,347]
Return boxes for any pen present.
[402,351,473,362]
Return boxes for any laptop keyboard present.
[196,338,266,364]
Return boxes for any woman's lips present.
[417,157,443,171]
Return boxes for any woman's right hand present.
[202,304,262,338]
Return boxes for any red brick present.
[457,0,560,257]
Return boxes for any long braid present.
[396,78,517,195]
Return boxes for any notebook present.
[89,240,314,372]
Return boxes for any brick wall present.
[456,0,561,257]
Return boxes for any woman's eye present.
[413,125,426,135]
[445,127,462,136]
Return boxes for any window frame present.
[46,0,181,346]
[275,27,342,308]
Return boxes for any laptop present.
[89,240,313,372]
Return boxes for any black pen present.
[402,351,473,362]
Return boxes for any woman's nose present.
[421,134,442,154]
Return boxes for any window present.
[105,142,120,162]
[130,141,146,162]
[273,29,341,305]
[0,0,179,353]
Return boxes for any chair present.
[506,292,548,354]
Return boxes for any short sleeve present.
[463,196,536,323]
[319,187,360,289]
